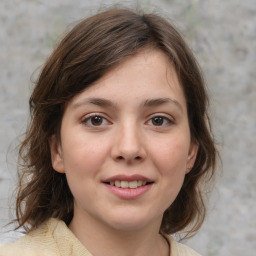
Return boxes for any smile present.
[108,180,148,189]
[103,175,154,199]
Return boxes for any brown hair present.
[15,7,217,237]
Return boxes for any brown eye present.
[82,115,110,127]
[146,115,173,127]
[152,117,164,126]
[91,116,103,126]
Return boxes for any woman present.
[0,7,217,256]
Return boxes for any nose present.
[111,123,146,164]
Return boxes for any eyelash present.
[81,113,111,127]
[145,115,174,127]
[81,114,174,128]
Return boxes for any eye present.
[82,114,110,127]
[146,115,173,127]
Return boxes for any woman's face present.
[50,49,198,232]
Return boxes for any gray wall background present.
[0,0,255,255]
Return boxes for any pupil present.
[153,117,163,126]
[92,116,102,125]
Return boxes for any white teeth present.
[137,180,142,186]
[128,181,138,188]
[121,181,128,188]
[115,180,121,187]
[109,180,149,188]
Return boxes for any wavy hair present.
[15,7,217,237]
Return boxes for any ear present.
[49,135,65,173]
[186,140,199,174]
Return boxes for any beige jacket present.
[0,218,201,256]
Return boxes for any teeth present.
[128,180,137,188]
[121,181,128,188]
[109,180,149,188]
[115,180,121,187]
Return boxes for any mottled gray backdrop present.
[0,0,255,255]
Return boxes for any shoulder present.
[165,235,202,256]
[0,218,92,256]
[0,218,60,256]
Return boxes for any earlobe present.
[49,135,65,173]
[186,141,199,174]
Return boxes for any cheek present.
[61,135,109,176]
[151,137,189,173]
[62,139,108,201]
[150,137,190,200]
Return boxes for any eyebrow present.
[73,97,183,112]
[73,98,116,109]
[143,98,183,112]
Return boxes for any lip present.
[103,183,153,199]
[102,174,153,183]
[102,174,154,199]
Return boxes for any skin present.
[50,49,198,256]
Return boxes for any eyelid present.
[145,113,175,126]
[147,112,175,121]
[81,112,112,127]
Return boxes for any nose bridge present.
[113,119,145,162]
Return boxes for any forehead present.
[69,49,186,110]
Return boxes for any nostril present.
[116,155,142,161]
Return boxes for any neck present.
[69,212,169,256]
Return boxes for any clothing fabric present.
[0,218,201,256]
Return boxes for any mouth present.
[104,180,153,189]
[102,175,154,199]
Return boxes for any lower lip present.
[103,183,153,199]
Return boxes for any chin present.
[103,211,161,232]
[108,220,149,232]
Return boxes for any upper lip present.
[102,174,154,183]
